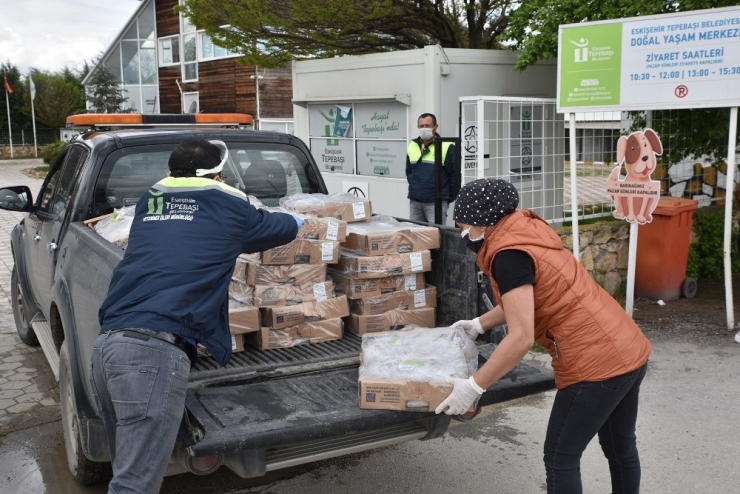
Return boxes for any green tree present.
[179,0,515,67]
[505,0,740,162]
[85,66,128,113]
[30,72,86,129]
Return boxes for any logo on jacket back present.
[147,189,164,215]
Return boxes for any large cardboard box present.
[359,379,455,412]
[346,307,436,336]
[282,194,372,222]
[333,250,432,279]
[229,304,260,334]
[252,281,333,306]
[332,272,426,299]
[261,294,349,329]
[349,286,436,315]
[230,334,245,353]
[297,216,347,242]
[343,224,440,256]
[246,318,344,350]
[246,262,327,286]
[261,239,340,265]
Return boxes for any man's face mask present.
[461,226,485,254]
[419,127,435,141]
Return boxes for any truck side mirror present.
[0,186,33,212]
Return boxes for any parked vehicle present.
[0,114,554,484]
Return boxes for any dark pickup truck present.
[0,124,553,485]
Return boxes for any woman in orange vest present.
[436,178,651,494]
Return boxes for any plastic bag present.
[93,205,136,247]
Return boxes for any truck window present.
[37,146,88,216]
[93,142,321,215]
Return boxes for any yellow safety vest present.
[407,141,453,166]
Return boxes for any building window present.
[158,36,180,66]
[198,32,238,60]
[182,33,198,82]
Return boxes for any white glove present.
[452,317,484,340]
[435,376,486,415]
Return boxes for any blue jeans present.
[544,363,648,494]
[409,200,448,225]
[91,330,191,494]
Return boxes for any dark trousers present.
[544,363,648,494]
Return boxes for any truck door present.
[30,145,88,315]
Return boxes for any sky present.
[0,0,143,75]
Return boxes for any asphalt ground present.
[0,159,738,493]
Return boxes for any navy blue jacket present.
[99,177,298,365]
[405,136,459,203]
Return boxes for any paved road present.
[0,160,738,493]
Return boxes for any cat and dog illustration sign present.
[606,129,662,224]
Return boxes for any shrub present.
[686,207,740,279]
[42,141,67,165]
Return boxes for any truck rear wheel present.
[59,341,112,484]
[11,265,38,346]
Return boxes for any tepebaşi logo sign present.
[606,129,662,224]
[557,5,740,112]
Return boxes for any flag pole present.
[4,87,12,159]
[29,77,38,158]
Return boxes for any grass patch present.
[35,166,49,173]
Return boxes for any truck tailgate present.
[185,340,554,456]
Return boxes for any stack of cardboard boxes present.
[229,212,350,351]
[329,217,440,336]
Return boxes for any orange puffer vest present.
[477,210,651,389]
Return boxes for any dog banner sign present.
[606,129,662,224]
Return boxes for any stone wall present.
[555,222,630,297]
[0,146,39,159]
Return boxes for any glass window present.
[38,146,88,216]
[122,22,137,40]
[142,86,160,114]
[183,33,197,81]
[138,1,155,40]
[104,45,122,82]
[200,34,214,59]
[121,40,140,85]
[139,41,157,84]
[158,36,180,65]
[180,0,195,33]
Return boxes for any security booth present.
[292,46,557,225]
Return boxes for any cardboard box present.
[229,278,252,304]
[283,195,372,222]
[229,304,260,334]
[349,286,436,315]
[233,254,260,282]
[297,216,347,242]
[261,294,349,328]
[343,224,440,256]
[230,334,245,353]
[246,318,344,350]
[359,379,455,412]
[246,262,327,286]
[252,281,333,306]
[333,250,432,279]
[261,239,340,265]
[346,307,436,336]
[332,272,426,299]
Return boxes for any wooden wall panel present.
[156,0,180,37]
[259,67,293,119]
[158,66,183,113]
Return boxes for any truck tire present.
[59,341,112,484]
[11,265,38,346]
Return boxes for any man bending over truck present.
[92,139,302,494]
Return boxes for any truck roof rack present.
[66,113,253,130]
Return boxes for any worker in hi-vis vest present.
[405,113,460,225]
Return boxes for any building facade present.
[82,0,293,129]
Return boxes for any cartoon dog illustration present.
[608,129,662,224]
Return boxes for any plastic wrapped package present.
[261,239,340,265]
[331,272,426,299]
[346,307,436,335]
[246,318,344,350]
[246,262,327,286]
[261,295,349,329]
[358,326,478,411]
[252,280,333,306]
[343,216,440,255]
[228,278,253,304]
[264,206,347,241]
[91,205,137,248]
[280,192,372,222]
[248,195,264,209]
[333,250,432,279]
[349,285,436,315]
[228,300,260,334]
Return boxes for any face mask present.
[419,128,435,141]
[461,227,485,254]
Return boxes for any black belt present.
[110,328,196,366]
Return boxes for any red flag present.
[3,73,13,94]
